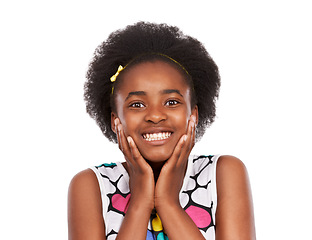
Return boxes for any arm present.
[68,118,154,240]
[114,119,155,240]
[156,205,205,240]
[215,156,256,240]
[67,159,152,240]
[155,115,205,240]
[68,169,106,240]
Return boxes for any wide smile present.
[142,132,172,142]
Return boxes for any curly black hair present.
[85,21,221,143]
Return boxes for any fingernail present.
[114,119,118,131]
[127,136,132,144]
[117,124,121,132]
[191,115,196,123]
[190,120,195,128]
[183,135,187,142]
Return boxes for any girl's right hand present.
[115,118,155,212]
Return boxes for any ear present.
[111,112,118,134]
[191,105,199,126]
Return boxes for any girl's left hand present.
[154,115,196,210]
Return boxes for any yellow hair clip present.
[110,65,124,82]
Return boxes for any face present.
[111,61,198,163]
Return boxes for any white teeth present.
[143,132,171,141]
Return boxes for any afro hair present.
[84,21,221,143]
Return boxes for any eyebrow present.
[124,89,183,101]
[161,89,183,97]
[125,91,146,101]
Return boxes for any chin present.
[141,147,173,163]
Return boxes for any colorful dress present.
[90,154,220,240]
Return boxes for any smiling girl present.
[68,22,256,240]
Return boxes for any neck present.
[146,160,166,182]
[121,159,166,183]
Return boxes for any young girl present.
[68,22,256,240]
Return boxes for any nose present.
[144,105,167,124]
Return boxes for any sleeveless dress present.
[90,154,220,240]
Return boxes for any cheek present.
[120,114,140,136]
[170,111,189,131]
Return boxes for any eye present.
[129,102,145,108]
[165,99,180,106]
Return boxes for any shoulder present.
[215,155,251,202]
[68,169,105,239]
[216,155,248,180]
[68,169,99,196]
[215,155,256,239]
[68,169,102,214]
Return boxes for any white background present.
[1,0,311,239]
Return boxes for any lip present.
[141,127,173,135]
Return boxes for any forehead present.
[116,61,190,94]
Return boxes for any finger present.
[190,115,196,149]
[127,136,141,161]
[167,115,194,167]
[127,136,151,170]
[176,116,196,165]
[115,119,123,151]
[116,119,128,154]
[115,118,121,148]
[186,116,196,153]
[115,120,136,166]
[168,134,188,167]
